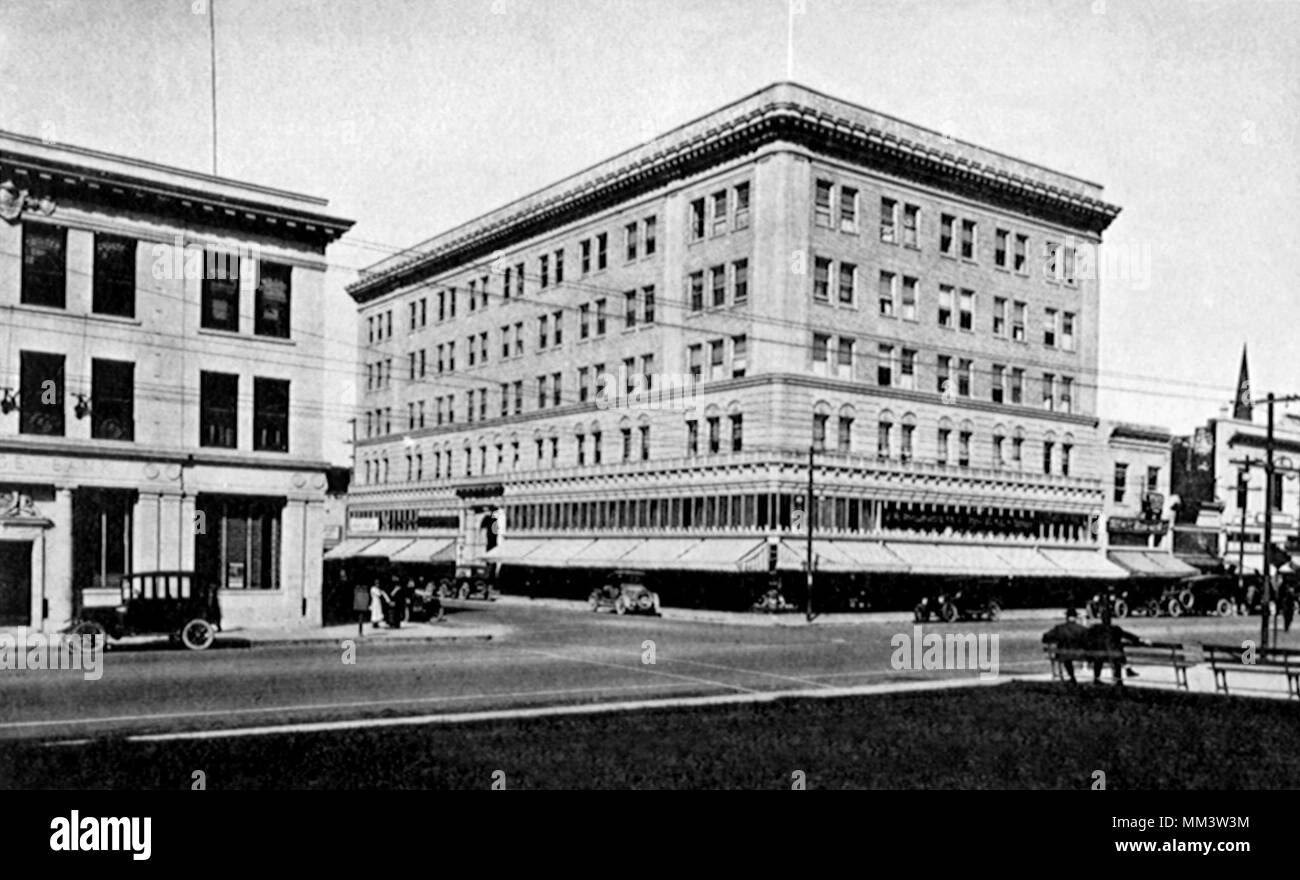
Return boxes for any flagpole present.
[209,0,218,175]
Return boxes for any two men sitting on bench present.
[1043,606,1148,685]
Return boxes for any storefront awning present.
[483,538,547,564]
[776,540,909,573]
[1107,550,1199,578]
[569,538,645,567]
[1038,548,1127,578]
[669,538,767,572]
[390,538,457,564]
[323,538,378,560]
[616,538,707,570]
[990,546,1067,577]
[883,542,1013,576]
[515,538,598,568]
[352,538,416,559]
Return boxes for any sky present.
[2,0,1298,464]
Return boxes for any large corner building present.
[339,82,1126,608]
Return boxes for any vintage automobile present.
[913,587,1000,623]
[1178,574,1239,617]
[589,570,660,615]
[437,564,495,601]
[67,570,222,651]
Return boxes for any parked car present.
[68,570,221,651]
[913,588,1000,623]
[589,570,660,615]
[437,564,495,601]
[1178,574,1238,617]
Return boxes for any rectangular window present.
[503,267,512,300]
[596,299,607,335]
[813,413,828,452]
[1062,312,1076,351]
[813,258,831,302]
[1044,308,1058,347]
[538,315,549,350]
[515,264,525,297]
[252,379,290,452]
[957,359,972,398]
[1012,301,1026,341]
[995,229,1009,268]
[711,190,728,235]
[940,214,955,255]
[514,322,524,356]
[901,423,914,462]
[877,418,892,459]
[733,183,750,230]
[959,289,974,331]
[1060,376,1074,414]
[711,265,726,307]
[195,495,282,591]
[502,325,511,358]
[1042,373,1056,411]
[900,349,916,390]
[1147,466,1160,494]
[731,335,747,378]
[937,428,950,466]
[597,233,608,270]
[730,414,743,452]
[877,343,894,386]
[22,223,67,309]
[902,204,919,247]
[513,381,523,414]
[838,262,856,304]
[837,336,854,368]
[554,249,564,284]
[993,297,1006,336]
[958,431,971,468]
[626,222,638,261]
[625,290,637,328]
[539,255,549,289]
[991,364,1005,404]
[687,420,699,456]
[200,371,238,448]
[938,285,954,328]
[690,271,705,311]
[552,311,562,346]
[837,417,852,453]
[645,216,657,254]
[1113,463,1128,503]
[960,219,976,260]
[814,180,833,227]
[937,355,952,395]
[640,424,650,461]
[580,240,591,274]
[878,271,895,316]
[580,304,590,339]
[732,261,748,304]
[201,248,239,331]
[1010,368,1024,405]
[690,199,706,240]
[839,186,858,232]
[1014,234,1028,272]
[900,277,917,320]
[92,233,136,318]
[707,416,721,454]
[813,333,830,364]
[993,433,1005,469]
[579,367,590,403]
[19,350,65,436]
[622,427,634,461]
[552,372,562,406]
[688,346,703,382]
[880,197,897,242]
[537,376,547,409]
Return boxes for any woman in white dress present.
[369,583,389,628]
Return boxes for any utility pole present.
[1262,393,1275,649]
[805,445,814,622]
[208,0,219,175]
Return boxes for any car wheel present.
[913,605,927,622]
[71,620,107,638]
[614,596,628,615]
[180,619,216,651]
[1167,597,1184,618]
[588,593,600,612]
[458,583,471,600]
[1112,599,1129,619]
[1216,598,1234,617]
[1144,599,1160,617]
[941,602,959,623]
[636,593,655,612]
[1178,589,1195,611]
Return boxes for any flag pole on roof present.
[1233,343,1253,421]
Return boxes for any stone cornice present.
[349,82,1120,303]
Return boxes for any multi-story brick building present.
[0,129,352,632]
[340,83,1126,608]
[1098,421,1195,581]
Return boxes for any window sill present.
[9,302,145,327]
[197,327,297,346]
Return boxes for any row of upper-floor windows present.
[812,256,1078,349]
[1,349,288,451]
[808,332,1077,413]
[14,223,293,337]
[813,179,1082,284]
[365,215,660,344]
[364,289,658,393]
[687,182,751,241]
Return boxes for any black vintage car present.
[68,570,222,650]
[913,586,1000,622]
[437,564,495,601]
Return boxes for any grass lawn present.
[4,682,1299,789]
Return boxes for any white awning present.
[1039,548,1128,578]
[323,538,378,560]
[390,538,457,564]
[352,538,416,559]
[616,538,706,570]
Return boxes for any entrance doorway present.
[0,542,32,626]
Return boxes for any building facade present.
[340,83,1124,608]
[1099,421,1195,580]
[0,130,352,632]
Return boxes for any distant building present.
[338,82,1125,606]
[1100,421,1194,579]
[0,130,352,632]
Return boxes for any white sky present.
[2,0,1298,464]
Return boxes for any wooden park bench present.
[1044,641,1196,690]
[1203,644,1300,699]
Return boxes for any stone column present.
[133,491,161,573]
[45,486,74,631]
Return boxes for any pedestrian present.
[1085,619,1147,685]
[1042,607,1088,684]
[368,582,389,629]
[1280,581,1296,633]
[387,578,407,629]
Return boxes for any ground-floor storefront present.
[0,448,328,633]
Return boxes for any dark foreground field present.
[5,682,1298,789]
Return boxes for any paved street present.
[1,599,1292,745]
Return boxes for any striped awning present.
[1107,550,1199,578]
[390,538,457,564]
[323,538,378,560]
[1038,548,1128,578]
[352,538,416,559]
